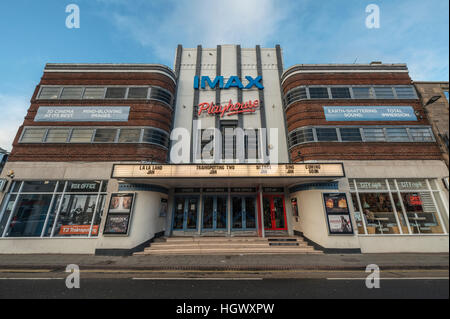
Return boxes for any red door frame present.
[263,195,288,231]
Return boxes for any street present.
[0,270,448,299]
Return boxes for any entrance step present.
[134,236,322,255]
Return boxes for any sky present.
[0,0,448,151]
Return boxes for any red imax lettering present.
[198,100,260,117]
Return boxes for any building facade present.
[414,81,449,167]
[0,45,448,255]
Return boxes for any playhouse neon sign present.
[194,76,264,90]
[198,100,260,117]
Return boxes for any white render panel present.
[261,48,289,163]
[242,49,261,130]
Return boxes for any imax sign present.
[194,76,264,90]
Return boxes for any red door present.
[263,195,287,231]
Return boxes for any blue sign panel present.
[35,106,130,122]
[323,106,417,121]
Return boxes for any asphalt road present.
[0,271,448,299]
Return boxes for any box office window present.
[350,178,447,235]
[83,87,105,99]
[105,87,127,99]
[330,87,351,99]
[38,87,61,99]
[45,128,70,143]
[60,87,83,100]
[93,128,117,143]
[20,128,46,143]
[308,87,329,99]
[69,129,95,143]
[0,180,107,238]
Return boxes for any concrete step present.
[135,247,322,255]
[146,243,310,250]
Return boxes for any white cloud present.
[0,94,28,151]
[102,0,288,61]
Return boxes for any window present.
[285,87,307,105]
[308,87,329,99]
[128,87,148,99]
[352,87,373,99]
[118,129,141,143]
[45,128,70,143]
[200,129,214,160]
[245,129,259,160]
[0,180,107,238]
[53,194,106,237]
[330,87,351,99]
[374,87,395,99]
[222,124,237,160]
[409,128,434,142]
[20,128,46,143]
[142,128,169,148]
[289,128,314,147]
[395,87,417,99]
[401,192,444,234]
[316,128,338,141]
[150,87,172,105]
[83,87,105,99]
[93,129,117,143]
[386,128,409,142]
[69,129,94,143]
[105,87,127,99]
[38,87,61,99]
[60,87,83,99]
[340,128,362,142]
[350,178,447,235]
[363,128,385,141]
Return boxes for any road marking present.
[327,277,449,280]
[132,277,263,281]
[0,278,64,280]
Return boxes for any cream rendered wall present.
[291,189,360,249]
[260,48,289,163]
[358,236,449,253]
[172,48,198,163]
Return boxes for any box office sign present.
[323,193,354,235]
[34,106,130,122]
[323,106,417,121]
[103,193,135,236]
[112,163,345,179]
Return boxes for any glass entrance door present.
[172,197,199,231]
[202,195,227,231]
[231,196,257,230]
[263,195,287,231]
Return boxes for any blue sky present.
[0,0,448,150]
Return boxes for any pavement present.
[0,253,448,271]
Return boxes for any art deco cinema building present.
[0,45,448,255]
